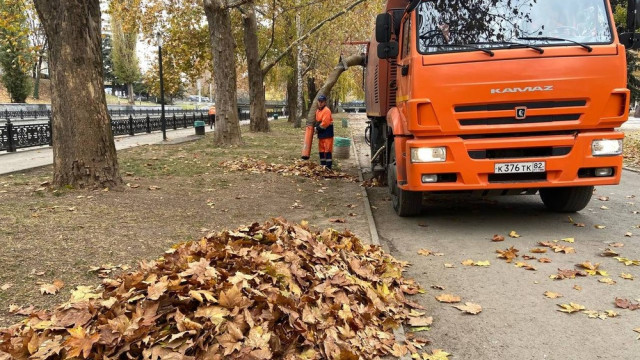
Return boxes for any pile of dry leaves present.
[0,219,426,359]
[221,159,357,182]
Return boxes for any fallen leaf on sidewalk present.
[530,248,547,253]
[620,273,634,280]
[550,269,587,280]
[557,302,586,313]
[496,246,519,263]
[444,263,455,268]
[492,234,505,242]
[328,218,346,223]
[599,278,616,285]
[436,294,461,303]
[561,237,575,243]
[515,262,536,271]
[601,248,619,257]
[595,225,607,229]
[544,291,562,299]
[509,230,521,238]
[598,196,610,201]
[408,316,433,327]
[614,257,640,266]
[453,302,482,315]
[418,249,434,256]
[615,298,640,310]
[422,349,451,360]
[609,242,625,247]
[573,285,582,291]
[539,258,552,263]
[625,232,633,237]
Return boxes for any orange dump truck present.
[366,0,640,216]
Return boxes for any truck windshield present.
[416,0,613,55]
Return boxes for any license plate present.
[494,161,546,174]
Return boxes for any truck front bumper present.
[400,131,624,192]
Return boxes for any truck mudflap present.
[400,131,625,192]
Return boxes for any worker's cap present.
[317,95,327,102]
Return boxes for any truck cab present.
[366,0,638,216]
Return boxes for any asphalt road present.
[368,174,639,360]
[348,116,640,360]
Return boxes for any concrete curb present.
[623,166,640,174]
[350,128,411,360]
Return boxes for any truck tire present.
[539,186,594,212]
[388,142,422,216]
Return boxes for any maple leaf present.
[492,234,505,242]
[194,306,230,325]
[557,302,586,313]
[544,291,562,299]
[620,273,634,280]
[179,257,219,283]
[422,349,451,360]
[245,325,271,350]
[70,286,101,303]
[453,302,482,314]
[614,257,640,266]
[509,230,521,238]
[614,298,640,310]
[496,246,519,263]
[515,262,536,271]
[147,278,168,300]
[64,327,100,358]
[39,279,64,295]
[391,343,408,357]
[436,294,461,303]
[408,316,433,327]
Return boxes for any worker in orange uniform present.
[314,95,334,170]
[208,105,216,129]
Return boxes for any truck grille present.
[455,100,587,112]
[459,114,580,126]
[488,172,547,183]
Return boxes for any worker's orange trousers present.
[318,137,333,170]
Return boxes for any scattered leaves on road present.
[558,302,586,313]
[453,302,482,315]
[615,298,640,310]
[508,230,521,238]
[496,246,519,263]
[601,248,619,257]
[577,261,608,276]
[544,291,563,299]
[222,158,358,182]
[614,257,640,266]
[492,234,505,242]
[515,262,536,271]
[538,241,575,254]
[550,269,587,280]
[436,294,462,303]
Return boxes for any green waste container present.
[194,120,206,135]
[334,137,351,159]
[274,114,279,120]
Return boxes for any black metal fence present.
[0,104,289,153]
[1,108,210,120]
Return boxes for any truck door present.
[398,13,412,114]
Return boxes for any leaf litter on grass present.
[0,218,429,359]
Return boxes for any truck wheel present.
[539,186,594,212]
[388,142,422,216]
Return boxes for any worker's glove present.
[315,125,323,132]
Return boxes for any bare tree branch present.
[258,0,277,64]
[261,0,366,76]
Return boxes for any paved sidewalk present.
[0,128,201,175]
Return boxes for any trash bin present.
[334,137,351,159]
[274,114,279,120]
[194,120,205,135]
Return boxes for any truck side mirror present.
[377,41,399,59]
[376,13,392,43]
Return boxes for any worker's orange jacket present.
[315,107,333,139]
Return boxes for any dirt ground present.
[0,118,371,327]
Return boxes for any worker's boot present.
[325,152,333,170]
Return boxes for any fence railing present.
[0,104,289,153]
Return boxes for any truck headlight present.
[591,139,623,156]
[411,147,446,163]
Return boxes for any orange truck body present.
[366,0,628,196]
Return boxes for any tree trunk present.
[203,0,242,145]
[33,54,43,99]
[127,82,134,104]
[286,75,297,124]
[33,0,122,189]
[306,77,317,114]
[305,54,365,125]
[241,3,269,132]
[295,9,303,129]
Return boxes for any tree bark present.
[203,0,242,145]
[305,54,365,125]
[307,76,317,113]
[33,0,122,189]
[33,54,43,99]
[294,9,304,129]
[241,3,269,132]
[127,83,134,105]
[286,75,297,124]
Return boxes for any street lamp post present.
[157,32,167,141]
